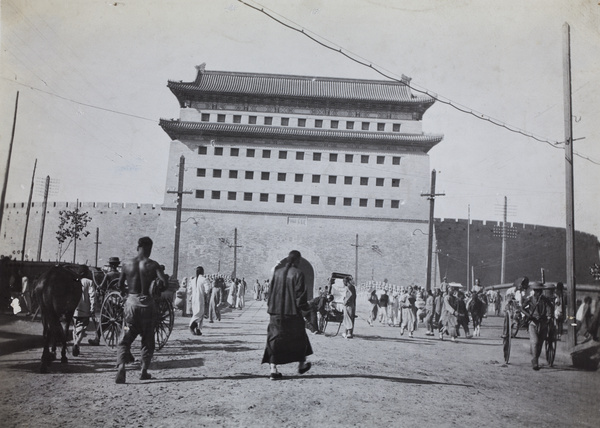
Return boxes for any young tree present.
[56,205,92,263]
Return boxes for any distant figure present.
[262,250,312,380]
[189,266,206,336]
[342,276,357,339]
[115,237,168,384]
[208,277,223,322]
[367,289,379,326]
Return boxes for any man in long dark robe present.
[262,250,313,380]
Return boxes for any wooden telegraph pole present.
[21,159,37,261]
[167,155,192,280]
[563,22,577,349]
[421,170,445,291]
[0,92,19,236]
[37,175,50,261]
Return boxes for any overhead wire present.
[237,0,600,166]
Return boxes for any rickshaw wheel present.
[155,297,174,351]
[100,291,125,349]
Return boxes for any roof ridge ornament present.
[194,63,207,83]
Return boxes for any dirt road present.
[0,294,598,427]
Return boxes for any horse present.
[34,264,90,373]
[468,292,486,336]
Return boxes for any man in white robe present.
[189,266,206,336]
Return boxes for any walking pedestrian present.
[115,237,168,383]
[188,266,206,336]
[378,288,389,325]
[367,289,379,326]
[262,250,312,380]
[342,276,357,339]
[72,278,96,357]
[521,281,553,370]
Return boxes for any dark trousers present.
[117,301,156,368]
[529,320,548,366]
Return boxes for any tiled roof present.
[168,69,434,106]
[159,119,443,151]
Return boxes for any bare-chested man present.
[115,236,168,384]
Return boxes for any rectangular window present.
[281,117,289,126]
[217,114,226,123]
[249,116,257,124]
[329,153,338,162]
[362,122,370,131]
[393,123,401,132]
[213,169,222,178]
[261,171,270,180]
[245,171,254,180]
[233,115,241,123]
[298,118,306,127]
[276,194,285,203]
[295,174,303,183]
[360,177,369,186]
[277,173,286,181]
[247,148,255,157]
[328,175,337,184]
[196,168,206,177]
[359,198,368,207]
[262,150,271,159]
[375,199,384,208]
[313,152,321,161]
[198,146,207,155]
[331,120,339,129]
[344,176,353,185]
[376,178,384,187]
[195,190,204,199]
[315,119,323,128]
[377,156,385,164]
[228,191,236,201]
[392,156,401,165]
[391,200,400,208]
[346,121,354,130]
[361,155,369,164]
[391,178,400,187]
[260,193,269,202]
[244,192,253,201]
[296,152,305,160]
[312,174,320,183]
[377,122,385,131]
[279,151,287,159]
[201,113,210,122]
[311,196,320,205]
[327,197,336,206]
[264,116,273,125]
[344,198,352,206]
[229,170,238,179]
[211,191,221,200]
[215,147,223,156]
[294,195,302,204]
[230,148,239,156]
[345,154,353,163]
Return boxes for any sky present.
[1,0,599,239]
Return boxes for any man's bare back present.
[119,240,167,296]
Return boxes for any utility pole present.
[350,234,362,286]
[167,155,192,280]
[467,205,471,291]
[232,228,243,278]
[501,196,507,284]
[563,22,577,349]
[421,170,445,291]
[21,159,37,261]
[37,176,50,261]
[0,92,19,236]
[94,227,101,267]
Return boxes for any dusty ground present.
[0,293,598,428]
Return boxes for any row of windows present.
[202,113,402,132]
[196,168,400,187]
[194,190,402,208]
[198,146,401,165]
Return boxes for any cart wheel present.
[155,297,174,351]
[100,291,125,349]
[503,312,512,364]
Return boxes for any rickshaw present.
[99,278,175,351]
[318,272,351,336]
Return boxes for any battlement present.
[4,201,161,212]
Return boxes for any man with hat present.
[521,281,553,370]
